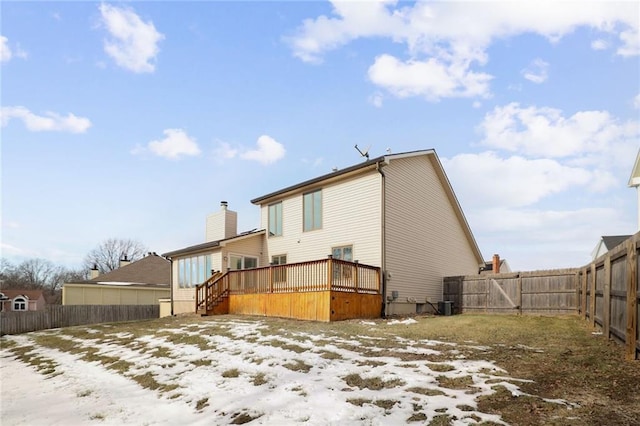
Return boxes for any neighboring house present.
[0,289,47,312]
[62,253,170,306]
[165,149,484,318]
[479,254,512,275]
[591,235,631,260]
[629,149,640,231]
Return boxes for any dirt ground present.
[2,313,638,425]
[369,314,640,426]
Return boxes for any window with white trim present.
[268,202,283,237]
[332,245,353,280]
[178,255,212,288]
[303,189,322,231]
[271,254,287,283]
[12,296,27,311]
[229,255,258,270]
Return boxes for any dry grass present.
[3,313,638,425]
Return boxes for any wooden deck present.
[196,257,382,321]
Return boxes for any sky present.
[1,0,639,272]
[0,316,573,425]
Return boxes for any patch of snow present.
[386,318,417,325]
[0,317,576,425]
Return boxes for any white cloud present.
[0,106,91,133]
[14,44,28,60]
[1,36,12,62]
[368,92,384,108]
[240,135,286,165]
[368,54,492,101]
[145,129,201,159]
[634,93,640,109]
[591,39,609,50]
[288,1,638,100]
[521,58,549,84]
[99,3,164,73]
[617,27,640,57]
[443,152,592,209]
[477,103,638,159]
[213,141,239,160]
[302,157,324,168]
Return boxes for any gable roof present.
[162,229,265,259]
[251,149,483,265]
[84,253,170,286]
[602,235,631,251]
[629,149,640,187]
[0,289,45,300]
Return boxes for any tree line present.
[0,238,148,304]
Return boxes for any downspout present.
[167,256,174,316]
[376,161,387,318]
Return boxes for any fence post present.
[581,269,588,319]
[517,275,523,315]
[603,254,611,339]
[627,239,638,360]
[590,263,597,328]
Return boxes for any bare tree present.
[83,238,148,274]
[17,258,64,289]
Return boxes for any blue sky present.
[2,1,639,272]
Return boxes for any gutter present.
[376,160,388,318]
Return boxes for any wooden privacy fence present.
[579,233,639,361]
[0,304,160,335]
[444,269,579,315]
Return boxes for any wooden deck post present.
[327,255,333,291]
[627,239,638,360]
[603,254,611,339]
[354,260,359,294]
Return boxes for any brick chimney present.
[205,201,238,242]
[492,254,501,274]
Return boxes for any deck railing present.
[196,256,381,313]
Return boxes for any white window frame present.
[268,202,283,237]
[271,254,287,283]
[228,254,259,270]
[303,189,322,232]
[12,296,27,311]
[177,254,213,289]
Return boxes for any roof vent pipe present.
[220,201,228,210]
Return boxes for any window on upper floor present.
[268,202,283,237]
[303,189,322,232]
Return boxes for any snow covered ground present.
[0,316,564,425]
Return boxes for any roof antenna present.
[354,144,370,160]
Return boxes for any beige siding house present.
[251,149,483,315]
[62,253,170,306]
[164,203,267,315]
[165,149,483,317]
